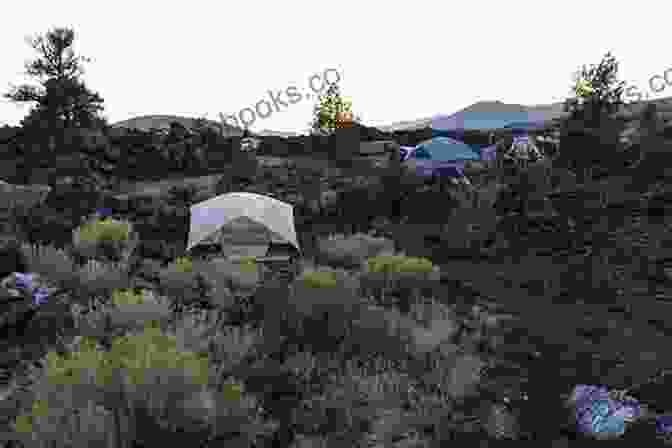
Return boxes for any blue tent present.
[434,165,466,178]
[503,120,549,131]
[431,104,566,140]
[413,137,481,162]
[432,110,550,135]
[403,137,480,179]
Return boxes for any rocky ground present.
[1,129,672,445]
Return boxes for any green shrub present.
[283,268,364,354]
[366,255,432,274]
[171,256,194,273]
[362,255,439,309]
[316,233,393,269]
[365,255,434,278]
[76,217,130,243]
[20,242,81,291]
[111,288,145,306]
[235,256,257,273]
[72,259,130,308]
[72,216,137,263]
[201,258,259,294]
[10,398,50,435]
[158,264,207,309]
[367,254,403,274]
[8,337,116,447]
[395,256,434,274]
[10,324,261,448]
[169,314,260,375]
[101,288,174,335]
[298,269,338,289]
[98,324,210,389]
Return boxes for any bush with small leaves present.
[202,257,259,295]
[316,233,392,270]
[284,267,364,355]
[235,256,257,272]
[8,337,116,448]
[9,323,263,448]
[169,315,261,383]
[72,216,138,264]
[71,259,130,309]
[298,269,338,289]
[172,256,194,273]
[78,288,175,339]
[366,254,431,274]
[20,243,81,292]
[9,397,113,448]
[106,325,262,442]
[361,255,439,307]
[158,258,205,308]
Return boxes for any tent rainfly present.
[186,192,300,256]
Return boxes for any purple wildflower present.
[656,414,672,436]
[568,384,642,439]
[32,287,50,306]
[95,207,112,218]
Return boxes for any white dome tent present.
[186,192,300,260]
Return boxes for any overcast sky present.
[1,1,670,133]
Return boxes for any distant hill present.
[375,117,434,132]
[376,97,672,132]
[110,97,672,139]
[112,115,243,136]
[377,101,568,133]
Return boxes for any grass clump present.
[170,256,194,273]
[76,217,131,243]
[366,255,434,274]
[111,288,146,306]
[235,256,257,272]
[298,269,338,289]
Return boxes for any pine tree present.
[564,52,627,128]
[4,27,107,136]
[559,52,628,182]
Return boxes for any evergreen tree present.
[559,52,628,181]
[310,82,359,136]
[563,52,627,128]
[4,27,107,136]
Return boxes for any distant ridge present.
[110,96,672,138]
[112,114,243,136]
[376,97,672,132]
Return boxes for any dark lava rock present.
[0,286,33,336]
[0,238,29,279]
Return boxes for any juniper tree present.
[4,27,107,137]
[559,52,628,182]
